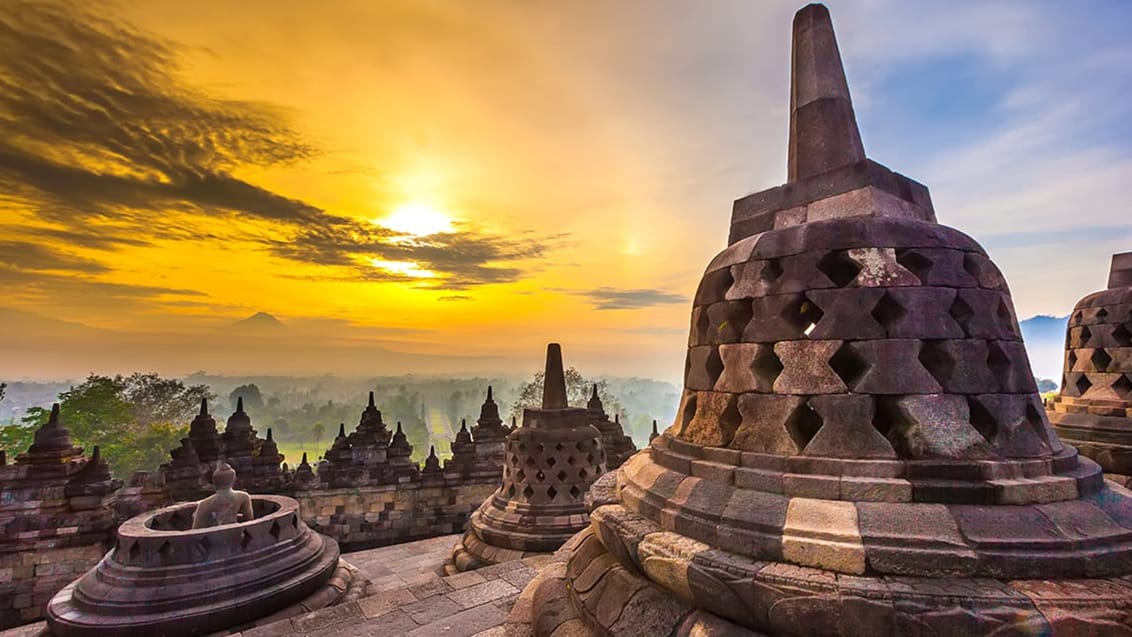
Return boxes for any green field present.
[275,441,324,466]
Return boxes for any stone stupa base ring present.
[47,495,341,637]
[620,438,1132,581]
[526,469,1132,635]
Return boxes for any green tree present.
[311,422,326,447]
[508,368,623,421]
[19,373,214,477]
[230,384,265,412]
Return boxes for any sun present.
[379,202,454,237]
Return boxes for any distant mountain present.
[1019,314,1069,382]
[231,312,287,331]
[1019,315,1069,343]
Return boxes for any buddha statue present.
[191,462,254,529]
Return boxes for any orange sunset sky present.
[1,0,1130,381]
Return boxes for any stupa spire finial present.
[787,3,865,181]
[542,343,568,409]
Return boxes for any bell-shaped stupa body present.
[521,6,1132,636]
[1049,252,1132,484]
[447,344,606,573]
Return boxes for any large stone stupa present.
[1049,252,1132,486]
[521,5,1132,636]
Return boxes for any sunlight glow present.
[369,258,436,278]
[378,203,455,237]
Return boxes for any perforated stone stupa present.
[586,384,637,469]
[448,344,607,573]
[1050,252,1132,486]
[522,5,1132,635]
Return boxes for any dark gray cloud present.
[0,1,558,290]
[0,264,203,309]
[273,222,566,289]
[0,2,318,226]
[561,287,687,310]
[0,241,110,273]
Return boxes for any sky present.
[0,0,1129,382]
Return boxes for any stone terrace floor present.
[2,534,542,637]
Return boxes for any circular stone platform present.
[47,495,345,636]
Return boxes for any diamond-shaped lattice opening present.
[785,400,824,451]
[522,485,535,499]
[269,520,281,541]
[706,347,724,385]
[586,453,595,464]
[555,443,565,453]
[1075,374,1093,396]
[918,340,955,387]
[1114,324,1132,347]
[579,468,588,480]
[762,258,784,285]
[872,292,907,331]
[681,393,698,429]
[525,456,536,467]
[830,342,869,387]
[996,298,1016,334]
[536,470,546,482]
[695,308,711,345]
[896,248,934,280]
[871,397,900,440]
[570,485,582,499]
[507,485,517,498]
[751,346,784,389]
[1067,350,1078,370]
[962,252,983,281]
[781,295,825,337]
[515,469,526,482]
[291,514,299,529]
[1072,311,1083,324]
[241,529,253,549]
[537,443,545,454]
[698,267,735,305]
[1097,308,1109,320]
[1113,375,1132,400]
[566,455,577,466]
[966,397,998,444]
[947,295,974,332]
[509,454,519,465]
[546,457,557,468]
[1092,348,1113,372]
[1025,401,1053,448]
[1079,325,1093,347]
[128,541,140,561]
[987,342,1013,382]
[817,250,863,287]
[557,470,568,482]
[158,540,173,558]
[547,485,558,500]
